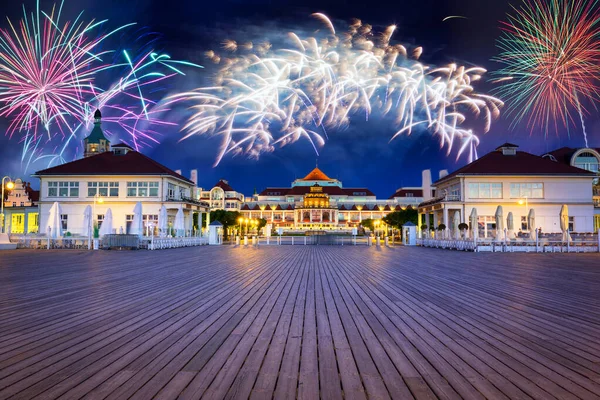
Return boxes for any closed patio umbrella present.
[528,209,536,239]
[82,205,92,236]
[506,212,515,239]
[452,211,460,239]
[174,205,185,237]
[560,204,571,242]
[47,202,62,238]
[158,205,168,236]
[470,208,478,240]
[130,202,143,236]
[494,205,504,239]
[98,208,113,236]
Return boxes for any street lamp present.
[518,196,528,230]
[374,219,381,237]
[1,176,14,234]
[238,217,243,236]
[92,193,104,234]
[244,218,249,235]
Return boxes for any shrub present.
[458,223,469,231]
[437,224,446,231]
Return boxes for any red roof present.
[34,151,194,184]
[241,204,250,210]
[214,179,235,192]
[301,167,331,181]
[260,185,375,197]
[389,189,423,199]
[436,148,595,185]
[339,205,347,210]
[542,147,600,165]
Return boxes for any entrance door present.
[11,213,24,234]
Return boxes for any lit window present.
[509,183,544,199]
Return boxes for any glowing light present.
[493,0,600,146]
[173,14,501,166]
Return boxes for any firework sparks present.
[173,14,502,166]
[494,0,600,145]
[0,1,202,171]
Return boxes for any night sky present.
[0,0,597,197]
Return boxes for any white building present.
[542,147,600,231]
[2,178,39,234]
[418,143,597,237]
[238,166,425,231]
[34,110,209,236]
[197,179,246,211]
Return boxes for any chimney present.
[190,169,198,185]
[175,169,182,176]
[439,169,448,180]
[422,169,432,201]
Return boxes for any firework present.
[174,14,502,166]
[0,1,201,171]
[494,0,600,144]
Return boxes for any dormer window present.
[496,142,519,156]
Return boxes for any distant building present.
[238,166,425,231]
[418,143,597,237]
[197,179,246,211]
[2,179,39,234]
[34,110,209,236]
[542,147,600,231]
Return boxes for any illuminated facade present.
[238,167,424,231]
[2,179,39,234]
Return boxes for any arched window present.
[573,150,600,173]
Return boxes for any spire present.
[84,109,110,157]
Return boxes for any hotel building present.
[418,143,597,237]
[33,110,209,236]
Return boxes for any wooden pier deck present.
[0,246,599,399]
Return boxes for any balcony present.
[165,196,210,207]
[418,194,461,208]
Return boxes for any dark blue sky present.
[0,0,597,197]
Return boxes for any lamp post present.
[374,219,380,238]
[244,218,249,235]
[238,217,243,237]
[1,176,14,234]
[518,196,528,230]
[92,193,104,234]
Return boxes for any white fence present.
[145,236,208,250]
[418,237,600,253]
[236,235,388,246]
[9,234,209,250]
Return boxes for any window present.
[60,214,68,230]
[521,216,528,231]
[568,216,574,232]
[468,183,503,199]
[97,214,104,229]
[47,182,78,197]
[510,183,544,199]
[168,183,176,199]
[405,193,414,197]
[127,182,159,197]
[88,182,119,197]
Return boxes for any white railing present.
[146,236,208,250]
[418,237,600,253]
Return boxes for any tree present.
[383,209,418,229]
[209,210,241,240]
[257,218,267,230]
[437,223,446,231]
[458,223,469,231]
[360,218,375,231]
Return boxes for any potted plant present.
[437,223,446,239]
[93,225,100,250]
[458,222,469,238]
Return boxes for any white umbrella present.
[82,205,92,236]
[560,204,571,242]
[528,208,536,239]
[47,202,62,238]
[452,211,460,239]
[98,208,113,236]
[494,205,504,240]
[174,205,185,237]
[506,212,515,239]
[470,208,478,240]
[158,205,168,236]
[130,202,143,236]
